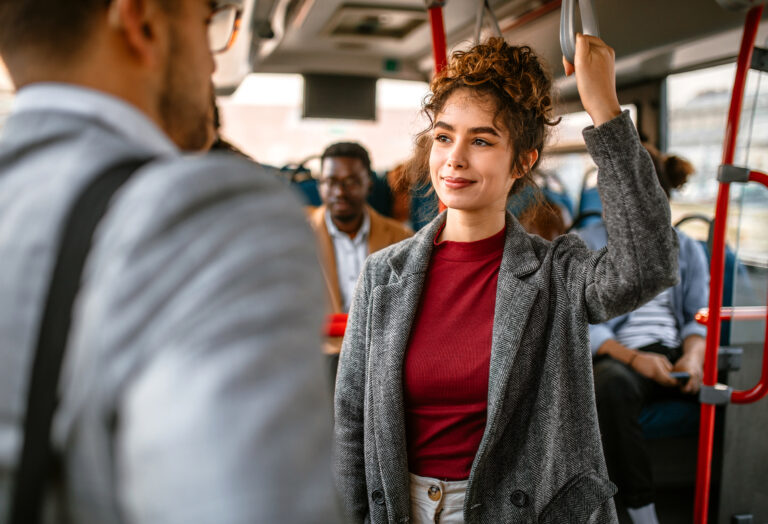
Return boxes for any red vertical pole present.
[427,3,448,212]
[428,4,448,75]
[693,6,763,523]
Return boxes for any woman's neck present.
[438,208,506,242]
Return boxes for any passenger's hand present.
[673,353,704,394]
[562,33,622,127]
[630,351,677,387]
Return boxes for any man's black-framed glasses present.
[318,177,365,191]
[209,3,242,54]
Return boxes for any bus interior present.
[1,0,767,522]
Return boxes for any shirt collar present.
[11,83,178,157]
[325,207,370,243]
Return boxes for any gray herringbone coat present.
[333,111,679,524]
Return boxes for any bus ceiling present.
[212,0,766,101]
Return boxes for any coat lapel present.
[307,206,344,313]
[473,214,541,471]
[369,214,439,514]
[367,206,391,254]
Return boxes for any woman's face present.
[429,89,520,214]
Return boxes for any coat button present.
[372,489,385,506]
[511,489,529,508]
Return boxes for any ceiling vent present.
[323,4,427,40]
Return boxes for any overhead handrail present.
[474,0,503,43]
[560,0,600,64]
[693,4,768,523]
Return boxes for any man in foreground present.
[0,1,339,522]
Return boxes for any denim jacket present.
[578,224,709,354]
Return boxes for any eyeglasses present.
[209,3,243,54]
[318,177,365,191]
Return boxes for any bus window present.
[540,105,637,221]
[666,62,768,265]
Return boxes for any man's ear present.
[108,0,166,67]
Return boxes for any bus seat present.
[367,172,394,218]
[674,214,754,346]
[293,178,322,206]
[577,186,603,228]
[639,400,699,440]
[410,183,439,231]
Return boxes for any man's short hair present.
[0,0,175,63]
[320,142,373,178]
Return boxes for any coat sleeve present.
[333,262,372,522]
[563,111,679,324]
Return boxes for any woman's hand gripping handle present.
[563,33,622,127]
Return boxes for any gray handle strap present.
[560,0,600,64]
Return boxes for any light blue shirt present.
[325,209,370,312]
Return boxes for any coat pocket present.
[538,471,617,524]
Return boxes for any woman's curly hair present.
[402,37,559,198]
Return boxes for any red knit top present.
[403,225,505,480]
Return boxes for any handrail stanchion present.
[693,5,763,523]
[426,1,448,212]
[426,1,448,75]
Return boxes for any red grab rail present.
[731,297,768,404]
[427,2,448,75]
[427,1,448,213]
[693,5,766,523]
[696,306,768,323]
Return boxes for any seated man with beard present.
[307,142,412,382]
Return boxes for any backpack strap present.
[9,157,151,524]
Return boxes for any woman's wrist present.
[589,104,622,128]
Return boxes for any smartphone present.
[670,371,690,382]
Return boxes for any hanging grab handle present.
[560,0,600,64]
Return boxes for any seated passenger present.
[578,149,708,524]
[306,142,412,377]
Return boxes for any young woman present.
[334,34,678,524]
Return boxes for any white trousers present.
[408,473,468,524]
